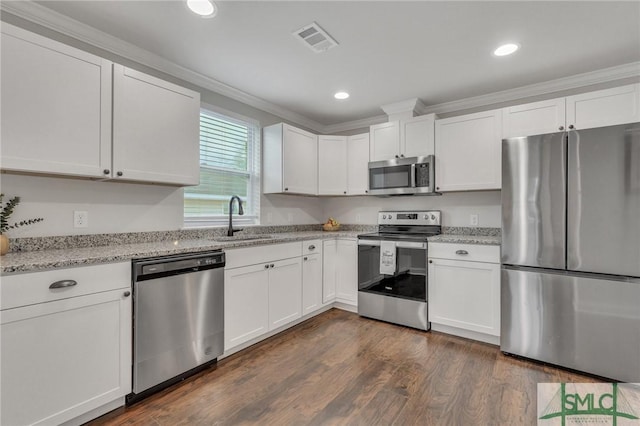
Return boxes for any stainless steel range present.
[357,210,441,330]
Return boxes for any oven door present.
[357,239,427,302]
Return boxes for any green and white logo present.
[538,383,640,425]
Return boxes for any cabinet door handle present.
[455,250,469,255]
[49,279,77,289]
[304,257,308,261]
[284,187,289,191]
[568,125,575,130]
[264,264,269,269]
[558,126,564,131]
[117,171,123,177]
[395,155,399,158]
[365,190,368,194]
[400,154,405,158]
[308,245,316,250]
[270,264,275,268]
[343,191,347,194]
[103,169,110,175]
[124,291,131,297]
[429,260,433,264]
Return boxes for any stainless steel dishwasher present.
[129,250,225,402]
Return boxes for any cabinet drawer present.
[303,239,322,256]
[225,242,302,269]
[1,262,130,310]
[429,243,499,263]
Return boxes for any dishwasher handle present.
[133,251,225,281]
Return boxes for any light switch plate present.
[470,214,479,226]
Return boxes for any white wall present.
[0,174,185,237]
[322,191,501,227]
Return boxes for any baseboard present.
[430,323,500,346]
[61,397,124,426]
[333,301,357,313]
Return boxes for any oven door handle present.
[357,240,426,249]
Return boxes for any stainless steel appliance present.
[129,251,225,402]
[501,122,640,382]
[368,155,437,195]
[358,210,441,330]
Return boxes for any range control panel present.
[378,210,441,226]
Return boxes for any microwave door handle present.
[410,164,416,188]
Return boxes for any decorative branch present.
[0,194,44,233]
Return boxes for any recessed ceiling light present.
[187,0,216,17]
[334,91,350,100]
[493,43,519,57]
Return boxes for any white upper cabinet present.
[503,84,640,138]
[318,135,348,195]
[1,23,112,179]
[346,133,370,195]
[112,65,200,186]
[369,121,400,161]
[503,98,566,138]
[370,115,435,161]
[0,24,201,186]
[263,123,318,195]
[401,114,436,158]
[566,83,640,130]
[435,109,502,192]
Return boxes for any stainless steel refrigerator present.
[501,122,640,382]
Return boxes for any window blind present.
[184,109,260,224]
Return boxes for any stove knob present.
[382,215,387,219]
[423,215,428,220]
[431,214,435,220]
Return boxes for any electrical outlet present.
[74,210,88,228]
[355,214,362,223]
[470,214,479,226]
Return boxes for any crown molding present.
[0,1,326,133]
[322,114,388,134]
[421,62,640,116]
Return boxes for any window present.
[184,105,260,226]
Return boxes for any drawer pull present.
[455,250,469,255]
[308,245,316,250]
[49,280,77,289]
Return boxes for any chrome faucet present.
[228,195,244,236]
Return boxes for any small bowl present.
[322,223,340,232]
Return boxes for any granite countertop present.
[0,231,361,274]
[427,234,501,246]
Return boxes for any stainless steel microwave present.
[368,155,436,195]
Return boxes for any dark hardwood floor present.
[89,309,597,425]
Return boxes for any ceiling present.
[21,1,640,127]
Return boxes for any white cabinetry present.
[503,84,640,138]
[112,65,200,185]
[323,239,358,307]
[302,240,323,315]
[318,135,348,195]
[370,115,435,161]
[347,133,370,195]
[428,243,500,344]
[1,23,112,179]
[566,83,640,130]
[0,24,201,186]
[1,263,131,426]
[435,109,502,191]
[224,243,303,351]
[503,98,566,138]
[268,257,303,329]
[263,123,318,195]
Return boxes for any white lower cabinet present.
[302,253,323,315]
[268,258,303,329]
[224,264,270,351]
[0,263,131,426]
[323,239,358,306]
[224,243,303,351]
[428,243,500,344]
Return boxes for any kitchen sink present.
[213,234,274,242]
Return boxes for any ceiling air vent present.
[293,22,338,53]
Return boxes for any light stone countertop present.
[0,231,362,275]
[427,234,502,246]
